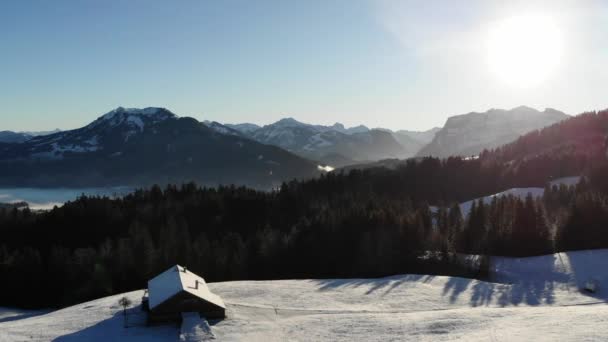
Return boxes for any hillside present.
[417,106,568,158]
[487,110,608,163]
[2,249,607,341]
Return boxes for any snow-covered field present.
[0,308,50,324]
[1,249,607,341]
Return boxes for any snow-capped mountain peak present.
[334,124,369,135]
[7,107,183,160]
[98,107,177,122]
[272,117,307,128]
[91,107,178,134]
[331,123,345,131]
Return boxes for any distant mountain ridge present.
[416,106,569,158]
[210,118,437,167]
[0,107,321,188]
[0,129,61,144]
[0,131,31,144]
[2,105,572,186]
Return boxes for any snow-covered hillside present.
[0,308,49,323]
[2,249,607,341]
[459,176,581,215]
[459,187,545,215]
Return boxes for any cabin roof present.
[147,265,226,311]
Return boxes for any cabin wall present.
[149,291,225,323]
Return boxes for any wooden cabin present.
[146,265,226,324]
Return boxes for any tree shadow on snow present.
[442,277,474,304]
[442,253,606,308]
[314,274,435,297]
[0,309,51,324]
[52,305,176,342]
[560,250,608,302]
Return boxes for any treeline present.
[2,173,608,308]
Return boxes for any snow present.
[212,125,230,135]
[303,134,333,151]
[550,176,581,187]
[460,187,544,216]
[127,116,145,132]
[317,165,335,172]
[100,107,174,121]
[148,265,225,311]
[180,312,214,341]
[204,122,239,136]
[93,108,177,135]
[84,135,99,146]
[0,291,176,342]
[225,123,260,134]
[32,141,101,159]
[492,249,608,296]
[2,249,608,341]
[0,308,49,323]
[271,118,306,129]
[459,176,581,216]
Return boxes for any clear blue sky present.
[1,0,607,131]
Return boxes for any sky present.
[1,0,607,132]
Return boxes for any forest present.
[1,110,608,309]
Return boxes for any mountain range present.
[0,105,571,188]
[0,129,60,144]
[210,118,438,167]
[0,107,320,188]
[208,106,567,166]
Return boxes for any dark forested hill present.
[486,110,608,163]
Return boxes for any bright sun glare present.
[487,14,563,88]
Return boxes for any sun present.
[486,14,563,88]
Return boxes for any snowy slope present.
[0,308,49,323]
[459,187,545,215]
[459,176,581,215]
[1,249,607,341]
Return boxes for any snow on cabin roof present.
[147,265,225,311]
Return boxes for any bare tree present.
[118,297,133,328]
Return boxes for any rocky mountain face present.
[0,107,320,188]
[212,118,431,167]
[416,106,569,158]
